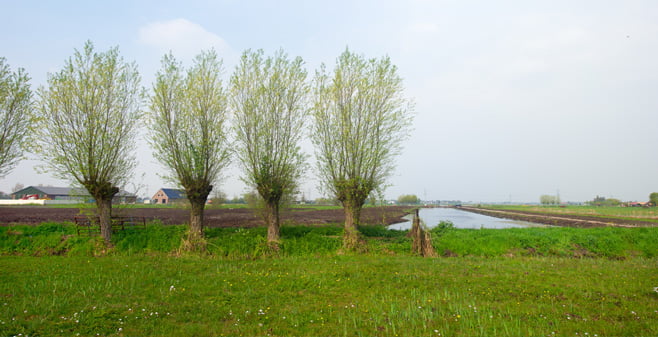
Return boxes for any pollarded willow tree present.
[149,50,231,250]
[35,41,143,244]
[311,49,414,250]
[231,49,308,247]
[0,58,32,178]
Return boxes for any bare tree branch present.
[0,58,32,178]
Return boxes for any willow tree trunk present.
[182,185,212,252]
[187,199,206,249]
[343,202,363,251]
[96,198,113,244]
[265,201,281,248]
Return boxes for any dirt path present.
[458,206,657,228]
[0,206,411,227]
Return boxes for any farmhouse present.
[152,188,186,204]
[10,186,137,204]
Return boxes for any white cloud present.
[138,18,233,62]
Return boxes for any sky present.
[1,0,657,203]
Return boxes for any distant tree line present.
[586,196,621,207]
[586,194,658,207]
[397,194,420,205]
[539,194,561,205]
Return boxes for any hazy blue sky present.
[1,0,657,202]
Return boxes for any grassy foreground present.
[0,256,657,336]
[1,223,657,336]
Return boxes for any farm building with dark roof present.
[152,188,186,204]
[10,186,137,203]
[11,186,88,200]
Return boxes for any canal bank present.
[457,206,655,228]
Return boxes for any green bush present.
[359,224,406,238]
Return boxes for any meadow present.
[488,205,658,223]
[1,220,657,336]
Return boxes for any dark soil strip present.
[0,206,410,227]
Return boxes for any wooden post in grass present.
[411,208,437,257]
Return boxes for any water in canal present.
[388,207,546,230]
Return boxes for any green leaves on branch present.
[231,50,309,210]
[148,50,230,202]
[148,49,231,243]
[231,49,310,244]
[334,177,374,207]
[35,41,143,198]
[0,57,32,178]
[312,49,414,212]
[34,41,144,243]
[311,49,414,248]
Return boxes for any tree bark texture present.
[96,197,113,244]
[184,184,212,252]
[189,199,205,240]
[343,202,363,251]
[265,201,281,247]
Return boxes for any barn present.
[11,186,87,201]
[10,186,137,204]
[152,188,186,204]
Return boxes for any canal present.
[388,207,546,230]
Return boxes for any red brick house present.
[152,188,186,204]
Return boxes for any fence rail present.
[74,216,146,236]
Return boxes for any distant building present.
[627,201,650,207]
[113,190,138,204]
[152,188,186,204]
[10,186,137,204]
[11,186,87,201]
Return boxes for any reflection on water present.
[388,207,545,230]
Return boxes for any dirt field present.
[0,206,411,227]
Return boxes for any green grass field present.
[1,255,657,337]
[488,205,658,222]
[1,220,657,336]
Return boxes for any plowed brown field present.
[0,206,411,227]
